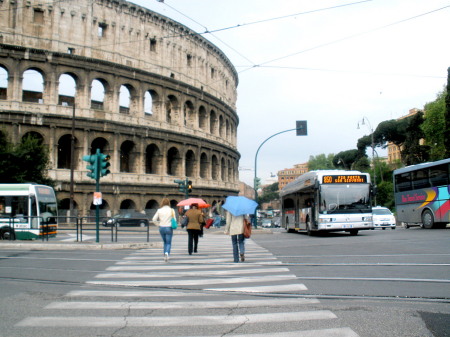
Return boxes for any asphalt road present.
[0,226,448,336]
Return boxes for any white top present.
[152,205,174,227]
[224,212,244,235]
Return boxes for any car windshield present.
[320,184,371,214]
[373,208,391,215]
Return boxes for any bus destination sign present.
[322,175,367,184]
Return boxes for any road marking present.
[204,328,360,337]
[65,290,218,297]
[46,298,319,309]
[205,283,308,293]
[17,310,337,327]
[96,267,291,278]
[87,274,297,287]
[295,276,450,283]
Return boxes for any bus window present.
[430,164,448,187]
[412,169,430,189]
[395,172,411,192]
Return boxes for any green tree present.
[308,153,335,170]
[0,131,54,186]
[333,149,359,170]
[422,88,446,160]
[259,182,279,204]
[376,180,394,209]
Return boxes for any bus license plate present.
[343,224,353,228]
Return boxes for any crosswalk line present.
[17,310,337,327]
[205,283,308,293]
[87,274,298,287]
[198,327,360,337]
[46,297,320,309]
[65,290,217,297]
[96,267,291,278]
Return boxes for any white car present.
[372,206,396,230]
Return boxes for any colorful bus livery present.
[0,184,58,240]
[393,158,450,229]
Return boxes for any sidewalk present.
[0,226,273,250]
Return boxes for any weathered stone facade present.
[0,0,240,217]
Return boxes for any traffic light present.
[187,180,192,193]
[174,179,186,193]
[82,154,98,180]
[98,152,111,177]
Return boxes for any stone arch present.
[200,152,209,179]
[120,140,137,173]
[199,105,207,130]
[166,95,178,124]
[22,68,44,103]
[0,65,7,100]
[183,100,195,128]
[144,199,159,217]
[226,119,230,141]
[119,83,137,114]
[59,198,79,217]
[90,78,108,110]
[219,115,225,138]
[91,137,110,154]
[221,157,226,181]
[185,149,195,178]
[167,146,181,176]
[88,199,110,218]
[145,143,160,174]
[22,131,44,145]
[210,110,217,135]
[120,199,136,211]
[211,155,219,180]
[58,73,77,106]
[57,134,75,169]
[144,89,159,116]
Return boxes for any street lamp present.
[357,117,376,205]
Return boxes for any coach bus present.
[280,170,374,236]
[393,158,449,229]
[0,184,58,240]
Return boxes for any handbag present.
[171,210,178,229]
[181,215,189,228]
[243,218,252,238]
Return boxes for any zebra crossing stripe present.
[46,297,319,309]
[96,267,291,278]
[200,327,360,337]
[17,310,337,327]
[65,290,215,297]
[87,274,297,287]
[205,283,308,293]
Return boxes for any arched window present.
[184,100,195,128]
[119,85,131,114]
[167,147,181,176]
[210,110,217,135]
[185,150,195,177]
[91,79,106,110]
[22,69,44,103]
[199,106,207,130]
[211,155,219,180]
[57,134,73,169]
[58,73,77,106]
[0,66,8,100]
[120,140,135,173]
[200,153,208,179]
[144,90,158,115]
[145,144,160,174]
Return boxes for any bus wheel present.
[421,210,434,229]
[349,230,358,236]
[0,228,15,240]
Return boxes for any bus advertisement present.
[280,170,374,236]
[393,158,449,229]
[0,184,58,240]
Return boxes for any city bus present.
[393,158,449,229]
[0,184,58,240]
[280,170,374,236]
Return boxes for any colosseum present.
[0,0,240,218]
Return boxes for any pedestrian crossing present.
[15,234,360,336]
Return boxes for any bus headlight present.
[362,216,372,222]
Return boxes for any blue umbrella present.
[222,196,258,216]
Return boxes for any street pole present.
[253,122,307,226]
[69,103,75,220]
[358,117,377,205]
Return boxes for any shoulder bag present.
[243,218,252,238]
[171,209,178,229]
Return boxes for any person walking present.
[152,198,175,262]
[212,211,222,228]
[224,211,246,263]
[185,203,204,255]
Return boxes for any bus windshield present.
[320,184,371,214]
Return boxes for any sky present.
[130,0,450,186]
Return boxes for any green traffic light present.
[98,152,111,177]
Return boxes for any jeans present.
[231,234,245,263]
[159,226,173,255]
[187,229,201,254]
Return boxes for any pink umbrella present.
[177,198,210,208]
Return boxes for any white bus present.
[0,184,58,240]
[280,170,374,236]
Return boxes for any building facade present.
[0,0,240,217]
[277,163,309,190]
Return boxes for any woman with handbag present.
[224,211,246,263]
[152,198,175,262]
[185,203,204,255]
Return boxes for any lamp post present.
[357,117,376,205]
[253,121,307,226]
